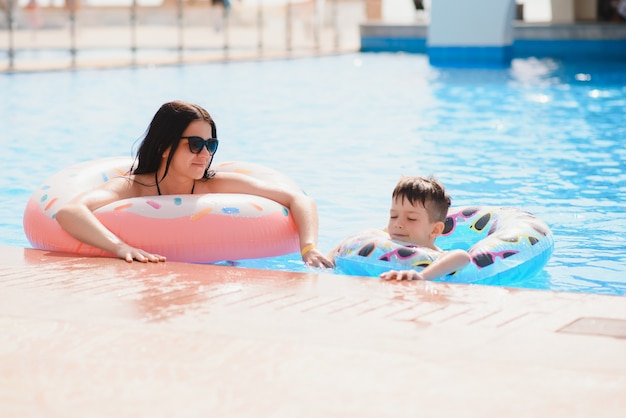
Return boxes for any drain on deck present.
[557,317,626,339]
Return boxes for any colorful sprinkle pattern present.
[23,157,302,263]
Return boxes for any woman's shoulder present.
[202,170,263,191]
[105,174,152,198]
[211,171,249,180]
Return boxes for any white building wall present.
[524,0,575,23]
[428,0,516,47]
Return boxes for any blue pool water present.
[1,53,625,295]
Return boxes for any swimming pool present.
[1,53,624,295]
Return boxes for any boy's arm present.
[380,249,471,281]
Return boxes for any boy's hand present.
[380,270,424,281]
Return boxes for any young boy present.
[329,176,470,281]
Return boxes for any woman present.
[56,101,333,268]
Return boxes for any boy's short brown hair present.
[392,176,451,223]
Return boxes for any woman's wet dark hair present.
[132,101,218,181]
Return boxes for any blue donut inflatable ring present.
[334,206,554,285]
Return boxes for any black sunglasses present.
[181,136,219,154]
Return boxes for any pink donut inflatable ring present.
[23,157,301,263]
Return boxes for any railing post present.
[177,0,184,63]
[332,0,339,51]
[69,0,77,67]
[257,0,263,54]
[130,0,138,65]
[223,0,229,59]
[6,0,15,70]
[286,0,292,52]
[313,0,320,51]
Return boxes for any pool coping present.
[360,22,626,62]
[1,244,624,416]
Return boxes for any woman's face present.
[164,120,215,180]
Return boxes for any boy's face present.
[387,196,443,247]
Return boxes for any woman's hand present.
[301,246,334,268]
[380,270,425,281]
[115,243,167,263]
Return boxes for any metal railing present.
[1,0,365,71]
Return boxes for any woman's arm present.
[380,249,471,281]
[287,193,334,268]
[55,178,166,263]
[209,173,333,268]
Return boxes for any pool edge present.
[1,244,624,416]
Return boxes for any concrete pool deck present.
[1,244,625,417]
